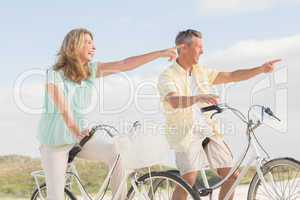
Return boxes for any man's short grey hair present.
[175,29,202,46]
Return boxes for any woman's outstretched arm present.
[96,46,180,77]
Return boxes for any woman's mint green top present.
[37,62,98,146]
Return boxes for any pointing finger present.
[269,59,282,64]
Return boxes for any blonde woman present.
[37,28,181,200]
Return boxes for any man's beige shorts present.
[175,134,234,175]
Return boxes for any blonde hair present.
[54,28,93,83]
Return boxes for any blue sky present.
[0,0,299,158]
[1,0,299,85]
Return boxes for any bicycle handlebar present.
[200,104,281,122]
[68,131,95,163]
[79,128,97,147]
[200,104,223,113]
[68,122,139,163]
[200,104,224,119]
[68,125,114,163]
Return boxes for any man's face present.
[181,36,204,64]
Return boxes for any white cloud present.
[202,34,300,68]
[198,0,300,16]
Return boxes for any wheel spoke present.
[31,185,76,200]
[248,159,300,200]
[127,172,197,200]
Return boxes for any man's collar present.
[173,61,198,76]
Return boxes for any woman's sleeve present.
[89,62,99,80]
[46,69,64,87]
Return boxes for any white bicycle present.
[162,104,300,200]
[30,123,200,200]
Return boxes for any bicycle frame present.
[199,105,281,200]
[31,123,153,200]
[31,153,150,200]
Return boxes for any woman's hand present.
[159,45,183,61]
[197,94,219,105]
[72,129,90,142]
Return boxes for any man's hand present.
[261,59,282,73]
[165,93,219,109]
[197,94,219,105]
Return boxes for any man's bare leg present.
[217,167,239,200]
[171,171,198,200]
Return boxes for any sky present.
[0,0,299,161]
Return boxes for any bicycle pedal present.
[197,188,211,197]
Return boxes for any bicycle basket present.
[113,129,173,170]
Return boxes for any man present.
[157,29,281,200]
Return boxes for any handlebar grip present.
[68,145,81,163]
[201,105,221,113]
[79,128,96,147]
[68,128,96,163]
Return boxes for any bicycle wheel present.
[31,183,77,200]
[127,171,200,200]
[248,157,300,200]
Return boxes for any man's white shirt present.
[188,73,213,138]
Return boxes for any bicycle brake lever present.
[264,107,281,122]
[133,121,141,128]
[210,112,218,119]
[210,108,223,119]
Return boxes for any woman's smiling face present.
[78,33,96,64]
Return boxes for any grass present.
[0,155,108,198]
[0,155,283,199]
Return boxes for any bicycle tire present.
[127,170,200,200]
[31,183,77,200]
[161,169,211,197]
[247,157,300,200]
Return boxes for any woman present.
[37,28,178,200]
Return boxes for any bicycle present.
[151,104,300,200]
[31,122,200,200]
